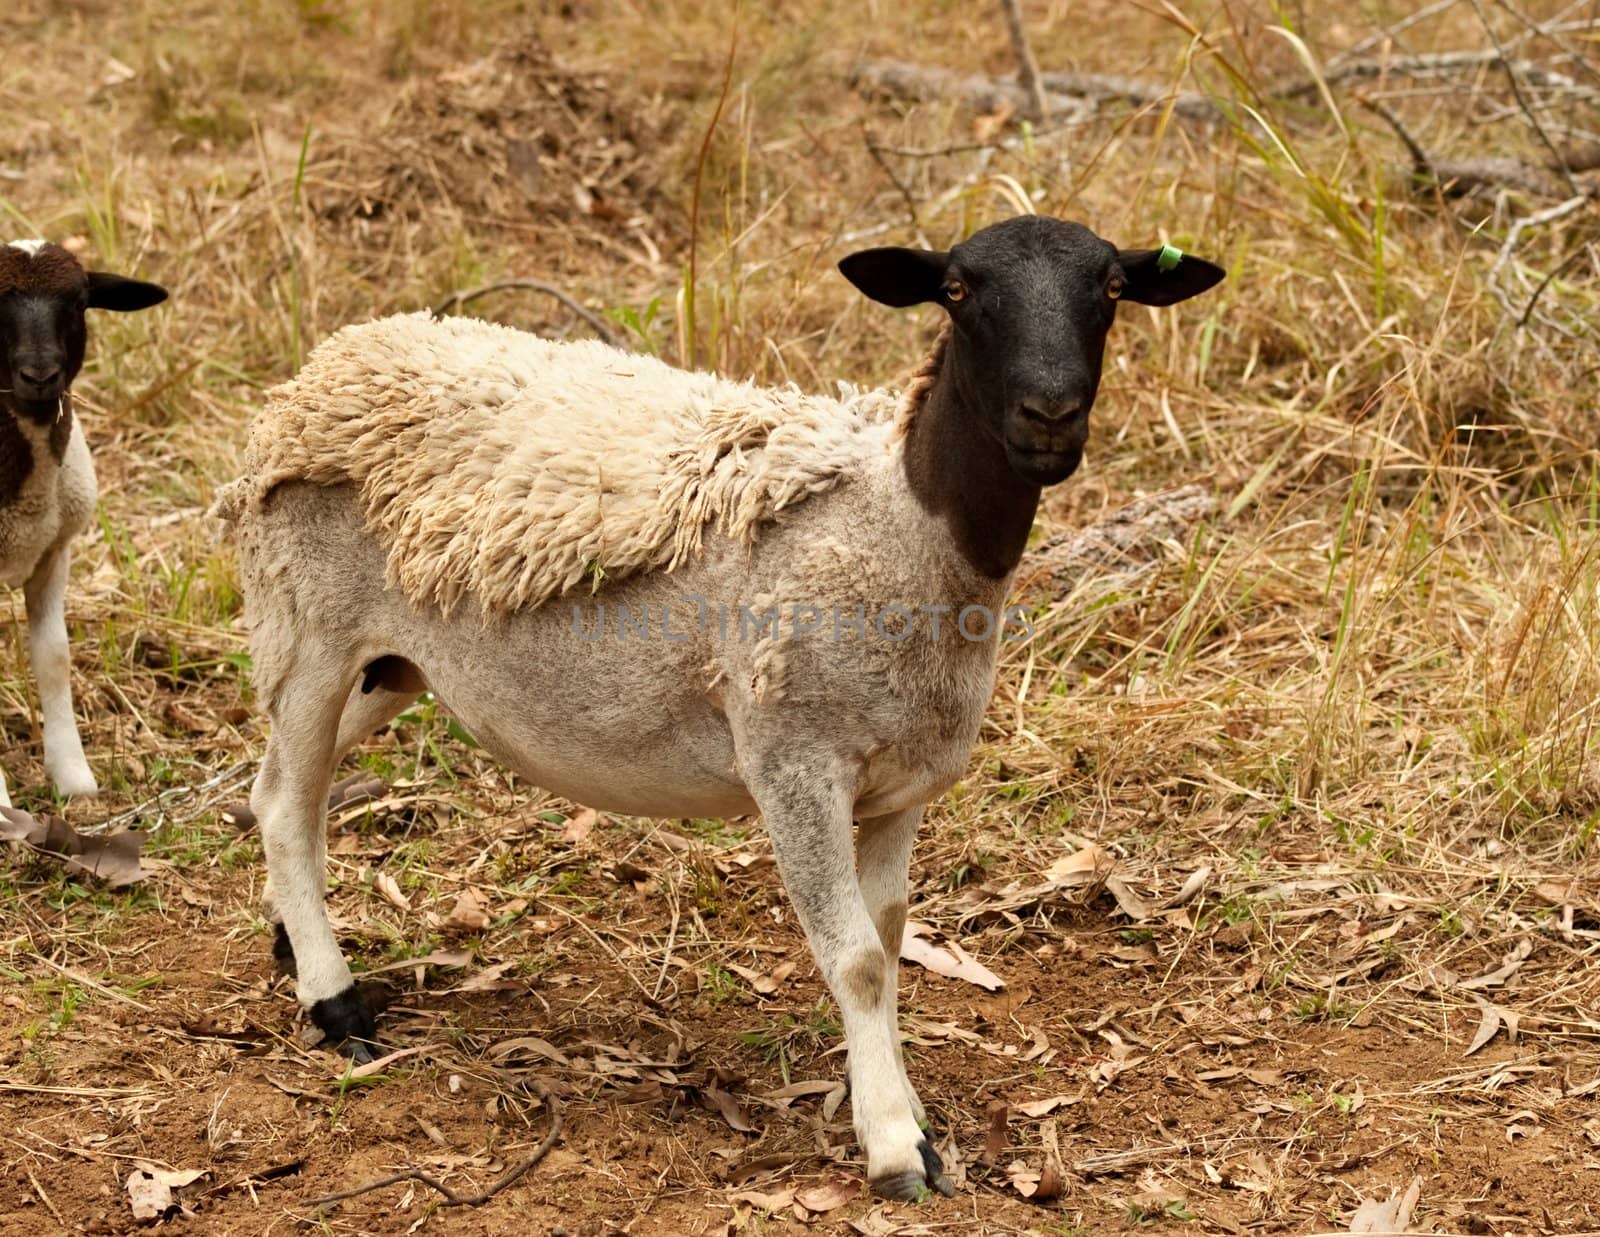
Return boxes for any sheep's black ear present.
[1116,247,1225,307]
[838,247,949,308]
[86,272,168,312]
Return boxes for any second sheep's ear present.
[87,272,169,313]
[1115,246,1225,307]
[838,247,950,308]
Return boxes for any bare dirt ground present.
[5,1,1600,1233]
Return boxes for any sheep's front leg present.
[749,763,952,1200]
[858,806,925,1124]
[23,546,96,798]
[253,659,379,1062]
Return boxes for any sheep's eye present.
[942,279,968,304]
[1106,276,1125,300]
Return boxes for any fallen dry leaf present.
[125,1165,206,1221]
[162,698,214,734]
[1535,877,1591,908]
[1045,842,1122,883]
[0,808,147,888]
[704,1083,757,1133]
[487,1035,570,1067]
[344,1042,438,1080]
[731,1186,795,1213]
[1347,1175,1421,1232]
[761,1079,839,1104]
[754,960,797,994]
[1005,1153,1063,1202]
[371,869,410,911]
[365,947,474,975]
[444,888,492,933]
[1014,1093,1081,1118]
[1465,996,1519,1057]
[795,1175,859,1213]
[126,1169,172,1221]
[982,1099,1008,1165]
[561,807,597,843]
[1104,875,1157,920]
[821,1081,847,1123]
[1458,938,1533,991]
[900,921,1004,991]
[452,958,521,992]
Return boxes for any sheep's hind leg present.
[253,651,382,1062]
[746,760,951,1201]
[857,806,925,1125]
[25,545,97,798]
[269,671,421,980]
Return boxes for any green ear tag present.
[1157,244,1184,273]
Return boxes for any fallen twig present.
[1487,193,1594,328]
[847,61,1095,124]
[1362,96,1584,198]
[999,0,1049,121]
[852,48,1598,130]
[1299,48,1596,99]
[305,1085,561,1214]
[433,280,623,348]
[81,758,258,836]
[1464,0,1582,195]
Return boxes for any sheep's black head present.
[0,240,167,423]
[839,216,1224,486]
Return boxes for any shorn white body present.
[0,397,100,808]
[225,314,1008,1195]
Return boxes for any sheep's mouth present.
[6,392,64,424]
[1004,442,1083,486]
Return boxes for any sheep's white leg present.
[857,805,924,1125]
[269,678,420,978]
[0,762,11,809]
[24,546,97,798]
[253,655,380,1061]
[748,762,951,1200]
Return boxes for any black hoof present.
[872,1171,933,1202]
[919,1137,954,1196]
[339,1034,384,1066]
[310,986,381,1063]
[272,923,297,977]
[871,1139,954,1201]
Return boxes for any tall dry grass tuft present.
[0,0,1594,849]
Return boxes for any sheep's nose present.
[1018,394,1085,425]
[17,365,62,390]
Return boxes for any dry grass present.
[4,0,1600,1233]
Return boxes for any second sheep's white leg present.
[24,545,97,798]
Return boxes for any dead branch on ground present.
[304,1084,561,1215]
[851,48,1599,128]
[433,280,624,348]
